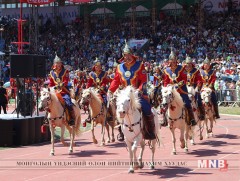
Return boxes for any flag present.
[20,0,55,5]
[68,0,92,3]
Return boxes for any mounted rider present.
[48,54,75,126]
[107,40,156,140]
[86,57,109,105]
[183,55,205,121]
[162,49,197,126]
[199,57,220,119]
[152,66,163,107]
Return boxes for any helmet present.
[203,56,210,64]
[122,40,132,54]
[185,55,192,64]
[94,57,101,66]
[53,53,62,64]
[169,48,177,60]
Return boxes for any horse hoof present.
[172,152,176,155]
[150,165,155,170]
[69,150,73,154]
[200,136,203,140]
[93,140,98,144]
[111,139,115,143]
[107,140,110,143]
[180,145,185,149]
[128,169,134,173]
[101,143,105,146]
[50,152,55,156]
[191,143,195,146]
[185,148,189,152]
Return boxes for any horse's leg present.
[61,125,68,146]
[150,139,156,169]
[180,125,186,149]
[69,126,75,154]
[138,139,145,169]
[126,140,134,173]
[184,126,189,152]
[106,123,111,143]
[91,127,98,144]
[100,123,105,146]
[190,126,196,145]
[132,140,138,171]
[49,125,55,156]
[205,118,210,138]
[171,128,177,155]
[199,120,204,140]
[210,117,214,137]
[111,122,115,142]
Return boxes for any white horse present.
[187,85,203,144]
[39,88,81,156]
[116,86,160,173]
[161,85,189,155]
[80,88,115,146]
[201,87,216,138]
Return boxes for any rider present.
[162,49,197,126]
[199,57,220,119]
[152,66,163,107]
[48,54,75,126]
[184,55,205,120]
[86,57,109,105]
[107,41,156,140]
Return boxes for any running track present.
[0,111,239,181]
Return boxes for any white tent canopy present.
[161,3,183,10]
[125,5,149,12]
[0,51,5,56]
[91,8,114,15]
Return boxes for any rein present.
[90,103,104,121]
[167,108,184,121]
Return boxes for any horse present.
[80,88,115,146]
[116,86,161,173]
[201,87,216,138]
[161,85,189,155]
[39,88,81,156]
[187,85,203,144]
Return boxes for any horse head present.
[201,87,212,105]
[116,86,140,119]
[39,88,52,112]
[80,88,91,105]
[161,85,174,107]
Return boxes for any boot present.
[187,108,197,126]
[143,113,156,140]
[198,105,205,121]
[213,104,220,119]
[68,109,75,126]
[117,126,124,141]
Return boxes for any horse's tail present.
[74,110,82,136]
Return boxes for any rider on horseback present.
[85,57,115,125]
[183,55,205,121]
[107,40,156,140]
[162,49,197,126]
[48,54,75,126]
[199,57,220,119]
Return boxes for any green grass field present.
[219,106,240,115]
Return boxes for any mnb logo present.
[198,160,228,171]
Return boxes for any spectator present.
[0,81,7,114]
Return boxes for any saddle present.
[55,92,71,122]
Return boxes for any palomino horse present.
[201,87,216,138]
[116,86,161,173]
[80,88,115,145]
[39,88,81,155]
[187,85,203,144]
[161,85,189,155]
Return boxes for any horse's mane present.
[117,86,141,110]
[84,88,102,104]
[172,86,184,107]
[41,88,60,104]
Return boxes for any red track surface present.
[0,108,240,181]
